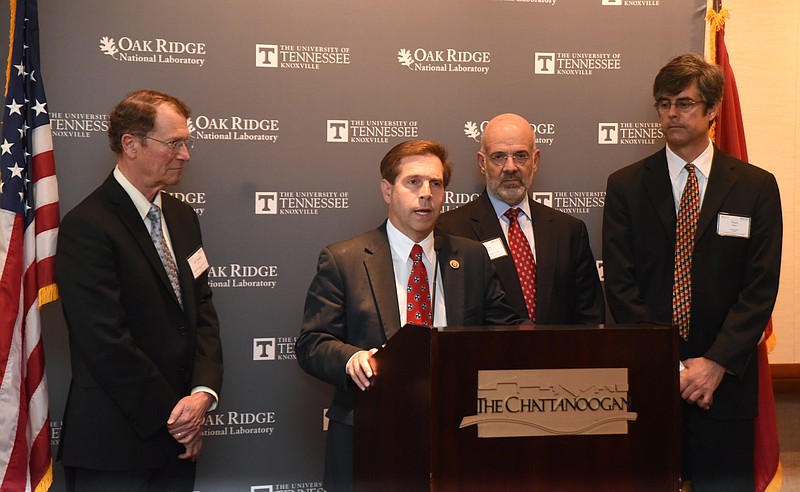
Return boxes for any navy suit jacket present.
[56,173,223,470]
[603,147,782,419]
[438,191,604,324]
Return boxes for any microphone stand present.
[430,236,442,327]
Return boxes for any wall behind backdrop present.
[718,0,799,365]
[2,1,729,490]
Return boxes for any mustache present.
[500,171,522,181]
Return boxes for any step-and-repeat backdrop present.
[24,1,703,490]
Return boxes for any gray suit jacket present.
[296,222,522,426]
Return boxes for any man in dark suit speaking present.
[603,54,782,491]
[438,113,604,324]
[56,90,223,491]
[296,139,522,492]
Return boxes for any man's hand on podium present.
[347,348,379,391]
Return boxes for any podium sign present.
[354,324,680,492]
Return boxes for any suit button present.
[178,327,187,336]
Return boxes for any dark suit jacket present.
[56,173,223,470]
[438,191,604,324]
[603,147,782,419]
[296,223,522,428]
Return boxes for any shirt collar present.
[113,165,163,220]
[386,219,435,263]
[486,187,532,221]
[666,139,713,182]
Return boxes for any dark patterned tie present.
[672,163,699,340]
[504,208,537,321]
[147,204,183,309]
[406,244,432,327]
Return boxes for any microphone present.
[430,236,442,327]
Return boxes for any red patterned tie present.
[504,208,537,321]
[407,244,432,327]
[673,163,699,340]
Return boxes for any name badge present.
[187,246,210,279]
[716,213,750,238]
[482,237,508,260]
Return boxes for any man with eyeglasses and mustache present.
[438,113,604,325]
[603,53,782,491]
[56,90,223,491]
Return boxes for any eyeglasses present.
[142,136,195,152]
[654,98,706,113]
[486,151,531,166]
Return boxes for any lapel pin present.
[449,259,460,269]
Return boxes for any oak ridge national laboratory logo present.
[327,119,419,144]
[189,115,279,143]
[463,119,556,146]
[534,52,622,76]
[442,190,481,213]
[167,191,206,216]
[202,408,277,438]
[532,191,605,215]
[99,35,207,66]
[255,191,350,215]
[598,122,662,145]
[208,263,278,289]
[397,47,491,74]
[255,43,351,70]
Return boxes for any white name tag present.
[187,246,210,279]
[716,213,751,238]
[482,237,508,260]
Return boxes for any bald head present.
[480,113,536,154]
[478,113,540,206]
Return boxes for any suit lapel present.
[472,192,524,303]
[697,148,736,241]
[529,198,555,322]
[471,193,507,245]
[161,194,195,319]
[363,226,402,340]
[643,150,678,242]
[103,176,183,310]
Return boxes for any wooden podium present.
[354,324,680,492]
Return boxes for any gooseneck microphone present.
[430,236,442,327]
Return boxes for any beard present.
[487,171,533,206]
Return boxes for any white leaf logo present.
[464,121,480,141]
[397,49,414,68]
[99,36,118,57]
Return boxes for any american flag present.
[0,0,58,490]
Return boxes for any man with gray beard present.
[438,113,604,324]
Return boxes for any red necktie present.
[504,208,537,321]
[673,163,699,340]
[407,244,432,327]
